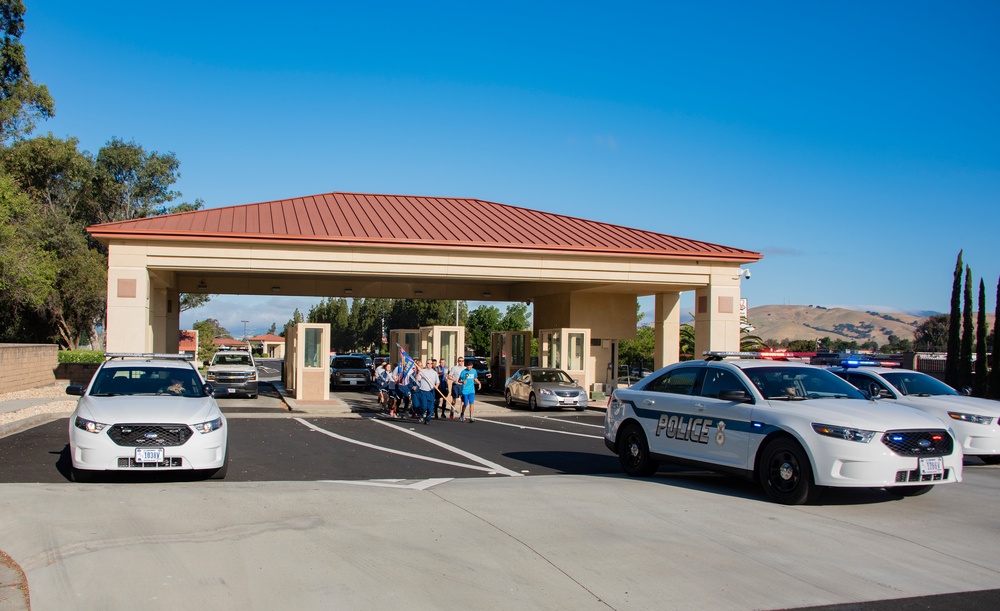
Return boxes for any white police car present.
[66,353,228,482]
[605,354,962,504]
[829,361,1000,465]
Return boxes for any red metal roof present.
[87,192,761,261]
[248,334,284,342]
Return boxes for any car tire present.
[979,455,1000,465]
[71,467,94,483]
[529,393,538,411]
[886,485,933,497]
[210,445,229,480]
[617,423,658,477]
[757,437,820,505]
[504,389,514,408]
[248,394,257,400]
[575,406,586,411]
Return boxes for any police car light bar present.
[704,351,816,361]
[105,353,195,361]
[840,359,900,368]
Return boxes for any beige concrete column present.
[105,244,152,353]
[694,278,741,357]
[654,292,681,368]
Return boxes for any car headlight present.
[812,423,876,443]
[206,372,216,381]
[539,388,553,395]
[248,371,257,381]
[194,417,224,434]
[948,411,993,425]
[74,416,107,434]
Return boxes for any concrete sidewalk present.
[0,384,75,439]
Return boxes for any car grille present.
[880,430,952,457]
[213,372,252,382]
[895,468,949,483]
[107,424,193,447]
[117,457,184,468]
[554,390,579,397]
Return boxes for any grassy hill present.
[748,305,927,345]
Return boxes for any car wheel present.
[504,389,514,408]
[529,393,539,411]
[575,405,586,411]
[979,455,1000,465]
[757,437,820,505]
[886,485,933,497]
[617,423,658,477]
[71,467,94,483]
[248,394,257,400]
[210,445,229,480]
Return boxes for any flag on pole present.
[396,344,415,377]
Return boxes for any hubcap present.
[779,461,795,481]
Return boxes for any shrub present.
[58,350,105,364]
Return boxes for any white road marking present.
[372,418,524,477]
[529,414,604,429]
[317,478,453,490]
[475,418,603,439]
[294,418,522,477]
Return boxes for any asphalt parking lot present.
[2,387,999,610]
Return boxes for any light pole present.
[241,320,249,342]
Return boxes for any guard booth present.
[283,323,330,401]
[538,327,592,392]
[388,326,465,367]
[490,331,531,392]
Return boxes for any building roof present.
[87,191,761,261]
[212,337,247,348]
[248,334,284,343]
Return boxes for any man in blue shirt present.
[458,360,480,422]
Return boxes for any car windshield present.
[881,372,958,396]
[533,370,573,384]
[90,367,204,398]
[333,357,366,369]
[213,353,251,366]
[744,366,865,401]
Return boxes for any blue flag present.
[397,344,415,377]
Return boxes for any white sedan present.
[829,364,1000,464]
[605,356,962,504]
[67,354,228,482]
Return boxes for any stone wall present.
[0,344,58,393]
[54,363,102,387]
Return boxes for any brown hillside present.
[749,305,927,344]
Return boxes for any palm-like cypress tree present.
[991,276,1000,400]
[974,279,988,397]
[959,266,974,391]
[945,251,963,387]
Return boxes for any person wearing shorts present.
[448,357,466,413]
[458,360,480,422]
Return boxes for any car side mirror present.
[960,386,972,396]
[718,390,752,403]
[66,385,84,396]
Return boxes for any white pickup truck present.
[205,350,258,398]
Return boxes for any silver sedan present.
[504,367,589,411]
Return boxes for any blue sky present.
[23,1,1000,336]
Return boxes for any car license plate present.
[135,448,164,463]
[920,456,943,475]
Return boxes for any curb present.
[0,550,28,611]
[0,411,69,440]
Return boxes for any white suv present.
[605,356,962,504]
[66,353,228,482]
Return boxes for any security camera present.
[739,268,751,280]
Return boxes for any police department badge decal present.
[715,421,726,446]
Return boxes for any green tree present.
[266,322,277,335]
[0,0,54,143]
[88,137,182,224]
[0,171,55,313]
[619,326,654,373]
[180,293,212,312]
[913,314,949,352]
[960,265,974,389]
[466,305,502,356]
[991,276,1000,400]
[880,336,911,353]
[974,279,988,397]
[500,303,531,331]
[1,134,92,217]
[193,318,230,363]
[679,324,695,358]
[946,250,963,386]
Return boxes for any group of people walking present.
[375,355,480,424]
